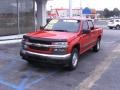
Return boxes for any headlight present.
[52,42,68,45]
[22,37,29,44]
[22,35,29,42]
[52,42,68,55]
[23,45,28,49]
[22,37,28,49]
[22,38,25,41]
[22,38,28,42]
[52,42,68,48]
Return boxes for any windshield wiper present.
[44,29,53,31]
[53,29,68,32]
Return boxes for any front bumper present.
[20,50,71,64]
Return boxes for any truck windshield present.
[109,20,114,22]
[44,19,80,32]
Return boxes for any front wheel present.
[116,25,120,30]
[67,48,79,70]
[108,27,113,29]
[93,40,100,52]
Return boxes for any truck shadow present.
[24,49,96,71]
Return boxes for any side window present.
[116,20,120,22]
[83,21,89,31]
[88,20,94,30]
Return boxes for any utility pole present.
[80,0,82,17]
[69,0,72,17]
[17,0,20,34]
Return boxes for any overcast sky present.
[47,0,120,10]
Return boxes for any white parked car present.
[108,19,120,29]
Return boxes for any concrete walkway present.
[0,34,25,44]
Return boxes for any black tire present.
[109,27,113,29]
[67,48,79,70]
[27,60,35,64]
[22,57,35,64]
[93,39,100,52]
[116,25,120,30]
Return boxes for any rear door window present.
[82,21,89,31]
[115,20,120,22]
[88,20,94,30]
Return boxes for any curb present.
[0,39,22,45]
[0,34,24,44]
[0,38,22,41]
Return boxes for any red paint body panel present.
[27,31,77,40]
[24,20,103,56]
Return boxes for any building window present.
[19,0,35,34]
[0,0,18,36]
[0,0,35,36]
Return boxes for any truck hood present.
[27,31,77,40]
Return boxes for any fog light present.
[53,48,67,53]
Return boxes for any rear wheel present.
[116,25,120,30]
[93,39,100,52]
[67,48,79,70]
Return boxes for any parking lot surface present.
[0,22,120,90]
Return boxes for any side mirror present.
[83,29,90,34]
[40,26,44,30]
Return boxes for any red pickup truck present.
[20,18,103,70]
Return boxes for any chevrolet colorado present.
[20,18,103,70]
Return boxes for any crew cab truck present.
[20,18,103,70]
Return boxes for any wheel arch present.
[98,35,101,41]
[116,24,120,26]
[72,43,80,54]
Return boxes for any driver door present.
[80,21,91,53]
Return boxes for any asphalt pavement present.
[0,21,120,90]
